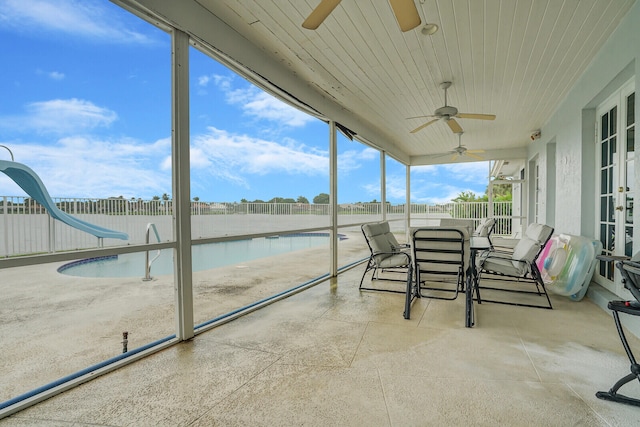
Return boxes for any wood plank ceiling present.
[194,0,635,165]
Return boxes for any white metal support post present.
[329,121,338,276]
[406,165,411,240]
[172,29,194,340]
[381,151,386,221]
[2,196,7,257]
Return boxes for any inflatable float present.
[536,234,602,300]
[569,239,603,301]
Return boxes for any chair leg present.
[596,371,640,407]
[403,264,415,319]
[597,310,640,407]
[359,257,375,289]
[474,271,552,309]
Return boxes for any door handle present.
[616,206,624,211]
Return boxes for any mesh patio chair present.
[476,223,554,309]
[360,221,412,294]
[596,259,640,407]
[404,227,469,319]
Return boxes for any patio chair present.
[360,221,412,293]
[473,217,496,245]
[476,223,554,309]
[404,227,469,319]
[596,259,640,407]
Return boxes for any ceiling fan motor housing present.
[434,105,458,118]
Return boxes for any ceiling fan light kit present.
[421,23,439,35]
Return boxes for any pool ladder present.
[143,223,162,281]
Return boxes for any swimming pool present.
[58,233,345,278]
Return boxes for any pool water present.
[58,233,343,278]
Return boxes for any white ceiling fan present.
[440,132,485,161]
[302,0,421,32]
[409,81,496,134]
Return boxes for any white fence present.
[0,196,513,257]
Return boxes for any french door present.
[595,80,635,296]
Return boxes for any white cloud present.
[408,162,490,204]
[243,91,312,127]
[48,71,65,80]
[0,136,171,198]
[201,73,315,128]
[36,69,65,80]
[192,127,327,180]
[0,0,154,44]
[440,161,491,183]
[198,75,211,87]
[0,99,117,134]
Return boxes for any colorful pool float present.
[536,234,601,298]
[537,235,568,284]
[569,239,603,301]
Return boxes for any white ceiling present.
[158,0,635,165]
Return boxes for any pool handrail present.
[0,145,14,161]
[144,223,162,281]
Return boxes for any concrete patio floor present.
[2,245,640,425]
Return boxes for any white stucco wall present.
[528,0,640,242]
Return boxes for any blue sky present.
[0,0,490,204]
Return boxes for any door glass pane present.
[602,113,609,138]
[628,93,635,127]
[602,140,609,165]
[608,196,615,222]
[610,136,617,164]
[611,106,617,134]
[609,224,616,253]
[627,155,634,190]
[608,167,613,193]
[626,226,634,257]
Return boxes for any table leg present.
[465,262,474,327]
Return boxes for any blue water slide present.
[0,160,128,240]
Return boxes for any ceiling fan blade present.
[410,118,439,133]
[466,149,485,154]
[451,153,460,161]
[406,115,434,120]
[456,113,496,121]
[446,118,463,134]
[430,152,450,159]
[388,0,421,32]
[302,0,342,30]
[466,152,485,161]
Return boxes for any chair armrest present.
[491,237,518,250]
[372,250,412,260]
[394,243,411,251]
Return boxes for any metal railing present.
[0,196,513,257]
